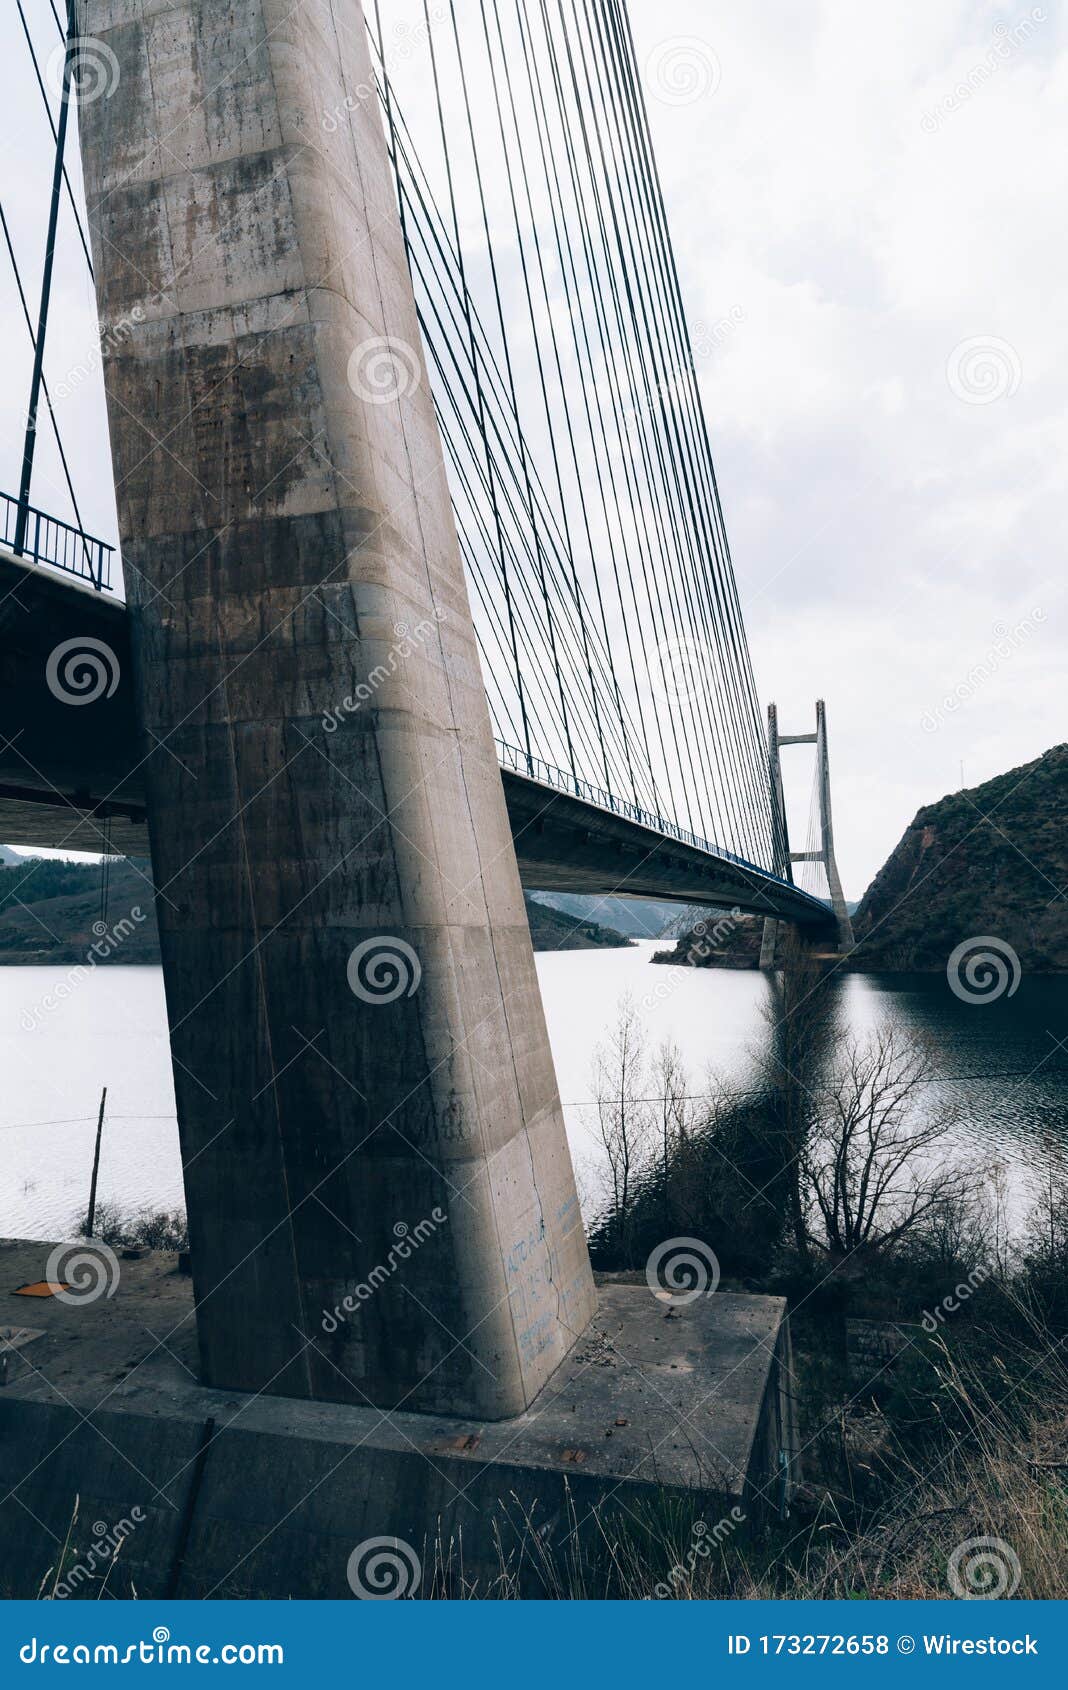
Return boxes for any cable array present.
[7,2,780,874]
[368,0,777,869]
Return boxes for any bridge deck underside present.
[0,552,830,927]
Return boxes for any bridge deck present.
[0,548,831,927]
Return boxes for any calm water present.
[2,947,1066,1241]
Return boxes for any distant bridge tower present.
[760,699,854,964]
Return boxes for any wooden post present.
[85,1086,107,1238]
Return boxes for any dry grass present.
[439,1299,1068,1600]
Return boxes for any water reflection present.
[2,952,1066,1242]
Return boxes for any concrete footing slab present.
[0,1241,795,1599]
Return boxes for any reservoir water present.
[2,944,1066,1242]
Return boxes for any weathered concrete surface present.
[0,1241,795,1598]
[71,0,595,1416]
[0,548,832,929]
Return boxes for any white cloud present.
[1,2,1062,896]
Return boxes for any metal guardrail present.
[1,491,114,592]
[494,738,827,906]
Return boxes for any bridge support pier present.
[74,0,594,1417]
[758,918,780,970]
[762,700,853,963]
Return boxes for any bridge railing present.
[1,492,114,592]
[494,737,820,902]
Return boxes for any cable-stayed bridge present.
[1,0,834,929]
[0,3,844,1421]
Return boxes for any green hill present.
[526,892,685,939]
[523,896,632,951]
[0,857,628,963]
[0,857,160,964]
[851,743,1068,971]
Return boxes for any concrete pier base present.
[0,1241,795,1599]
[73,0,596,1417]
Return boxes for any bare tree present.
[804,1026,973,1264]
[593,996,653,1255]
[652,1039,696,1229]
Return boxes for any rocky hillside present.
[527,891,686,939]
[851,743,1068,972]
[0,857,628,963]
[523,896,632,951]
[652,909,766,970]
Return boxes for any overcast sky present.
[1,2,1064,897]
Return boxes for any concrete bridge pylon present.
[73,0,595,1418]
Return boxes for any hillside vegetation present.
[0,858,159,964]
[851,742,1068,971]
[0,856,628,962]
